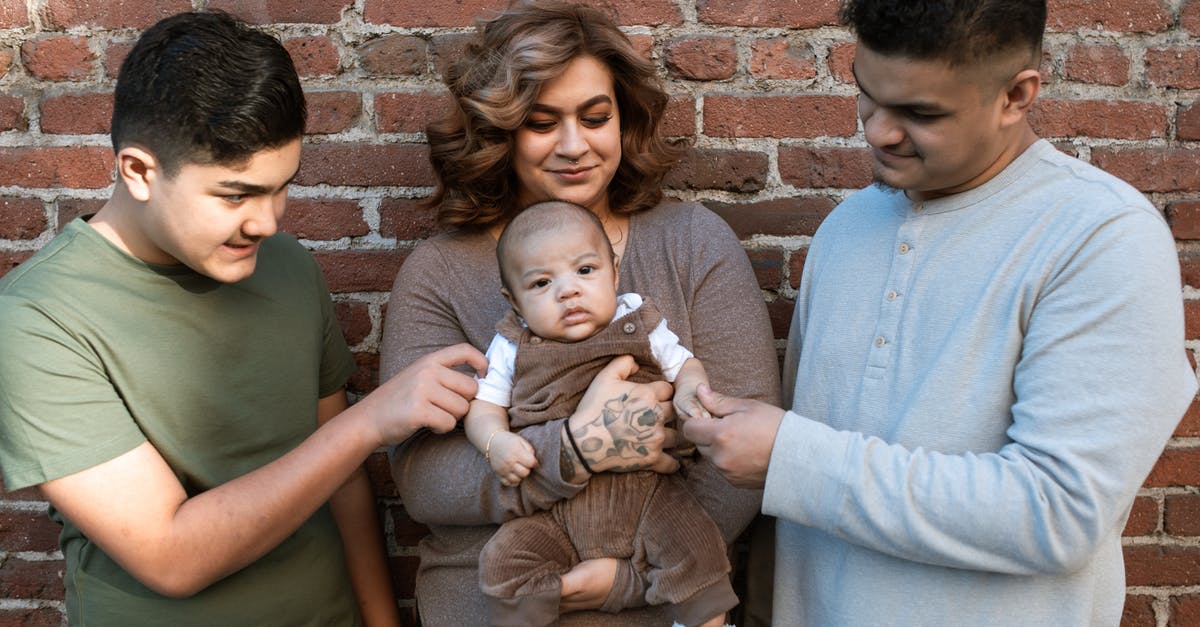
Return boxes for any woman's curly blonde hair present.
[426,1,682,230]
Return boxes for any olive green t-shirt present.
[0,218,359,625]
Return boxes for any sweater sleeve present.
[380,239,585,526]
[764,209,1196,575]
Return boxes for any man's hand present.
[684,384,785,489]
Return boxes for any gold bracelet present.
[485,430,501,462]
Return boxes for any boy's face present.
[852,44,1018,201]
[501,220,619,343]
[135,139,301,283]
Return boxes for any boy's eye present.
[223,194,245,203]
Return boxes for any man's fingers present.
[696,383,738,418]
[682,413,719,446]
[431,342,489,376]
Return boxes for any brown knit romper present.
[478,301,736,627]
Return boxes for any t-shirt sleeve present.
[474,334,516,407]
[0,297,146,491]
[312,257,355,398]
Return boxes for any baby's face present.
[502,223,619,343]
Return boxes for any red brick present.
[0,197,46,240]
[44,0,189,29]
[1180,102,1200,141]
[664,36,736,81]
[746,249,784,290]
[779,146,873,190]
[1166,493,1200,536]
[305,91,362,135]
[706,197,835,239]
[1185,0,1200,35]
[375,91,454,134]
[698,0,839,27]
[315,250,406,293]
[1181,252,1200,288]
[379,197,438,241]
[0,511,60,552]
[104,41,134,79]
[1063,44,1130,86]
[284,36,340,77]
[661,95,695,138]
[1173,594,1200,626]
[1145,448,1200,487]
[1146,47,1200,89]
[1124,495,1160,537]
[1176,398,1200,438]
[39,92,113,135]
[389,554,419,598]
[335,301,372,347]
[767,300,794,340]
[0,0,26,28]
[356,34,427,77]
[0,557,64,599]
[365,0,681,26]
[627,34,654,60]
[704,95,857,138]
[1186,299,1200,339]
[55,198,105,230]
[0,478,44,501]
[828,41,855,84]
[0,50,13,79]
[0,93,26,131]
[1121,594,1156,627]
[365,450,396,498]
[430,33,475,80]
[749,38,817,80]
[1046,0,1172,33]
[279,198,367,240]
[663,148,768,193]
[0,251,30,278]
[207,0,348,24]
[788,248,808,289]
[297,144,433,187]
[0,607,62,627]
[1028,99,1167,140]
[387,504,431,547]
[347,351,379,396]
[1092,149,1200,193]
[1124,544,1200,586]
[21,35,95,81]
[0,147,114,189]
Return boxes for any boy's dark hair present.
[839,0,1046,68]
[111,11,306,176]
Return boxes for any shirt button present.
[875,336,886,347]
[898,243,911,254]
[622,322,637,334]
[530,336,542,344]
[886,290,899,301]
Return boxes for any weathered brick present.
[698,0,839,28]
[1145,47,1200,89]
[0,607,62,627]
[207,0,348,24]
[356,34,427,77]
[0,50,13,80]
[379,197,438,241]
[365,0,680,26]
[0,197,46,240]
[664,36,736,81]
[1176,397,1200,438]
[55,198,105,230]
[1185,0,1200,35]
[104,41,134,79]
[297,144,433,187]
[746,249,784,290]
[345,351,378,396]
[365,451,396,498]
[1166,493,1200,536]
[335,300,372,347]
[704,95,857,138]
[43,0,190,29]
[827,41,855,84]
[1186,299,1200,339]
[706,197,835,239]
[429,33,476,80]
[315,250,406,293]
[1121,594,1155,627]
[0,0,27,28]
[1144,448,1200,487]
[375,91,454,134]
[1173,594,1200,627]
[626,34,654,61]
[305,91,362,135]
[749,38,817,80]
[389,554,419,598]
[779,146,872,190]
[0,147,114,189]
[279,198,368,240]
[661,95,695,137]
[1181,252,1200,288]
[1062,44,1130,86]
[788,248,808,289]
[1046,0,1172,33]
[1124,495,1159,537]
[387,504,431,547]
[0,93,25,131]
[39,92,113,135]
[1177,102,1200,141]
[767,300,794,339]
[284,36,340,77]
[663,148,768,193]
[1092,149,1200,193]
[1028,99,1167,140]
[0,558,64,599]
[0,511,59,552]
[0,251,31,278]
[21,35,95,81]
[1123,544,1200,586]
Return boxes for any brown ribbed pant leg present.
[478,510,577,627]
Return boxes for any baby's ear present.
[500,287,519,315]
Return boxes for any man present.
[684,0,1197,624]
[0,12,485,625]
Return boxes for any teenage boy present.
[683,0,1197,624]
[0,11,485,625]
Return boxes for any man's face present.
[137,139,301,283]
[852,45,1014,201]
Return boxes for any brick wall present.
[0,1,1197,625]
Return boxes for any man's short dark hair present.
[839,0,1046,68]
[111,11,306,175]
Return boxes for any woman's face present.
[513,55,622,216]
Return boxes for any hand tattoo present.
[577,393,663,469]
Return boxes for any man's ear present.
[1000,68,1041,127]
[115,146,160,202]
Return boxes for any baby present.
[465,200,734,627]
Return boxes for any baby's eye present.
[531,278,550,289]
[578,265,595,275]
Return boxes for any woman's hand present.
[561,355,679,480]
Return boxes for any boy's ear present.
[115,146,160,202]
[1000,68,1041,127]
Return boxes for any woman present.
[381,2,780,624]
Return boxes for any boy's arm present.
[320,390,401,627]
[37,344,485,599]
[466,398,538,486]
[671,357,712,422]
[464,397,512,456]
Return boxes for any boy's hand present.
[488,431,538,487]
